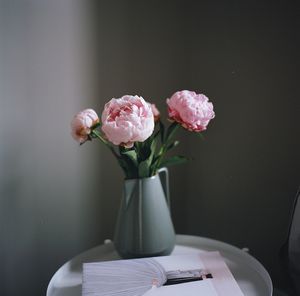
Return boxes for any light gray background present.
[0,1,299,295]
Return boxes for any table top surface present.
[47,234,273,296]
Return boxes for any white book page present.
[82,252,244,296]
[154,254,206,271]
[143,280,218,296]
[199,252,244,296]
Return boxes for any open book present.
[82,252,244,296]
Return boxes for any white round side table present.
[47,234,273,296]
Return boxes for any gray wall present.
[1,0,299,295]
[0,1,108,295]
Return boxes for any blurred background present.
[0,0,299,295]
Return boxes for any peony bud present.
[150,103,160,122]
[71,109,99,143]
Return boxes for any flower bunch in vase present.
[71,90,215,179]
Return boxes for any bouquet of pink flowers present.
[71,90,215,179]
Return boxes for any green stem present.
[91,130,120,159]
[154,122,180,171]
[166,122,180,142]
[91,129,107,143]
[134,142,141,161]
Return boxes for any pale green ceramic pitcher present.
[114,167,176,258]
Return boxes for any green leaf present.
[148,138,157,175]
[138,137,158,177]
[152,128,161,141]
[117,158,133,179]
[117,158,128,171]
[159,120,165,143]
[136,141,149,161]
[134,141,142,153]
[120,149,138,167]
[166,140,179,151]
[138,160,150,178]
[165,122,179,143]
[160,155,188,168]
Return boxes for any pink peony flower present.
[167,90,215,132]
[101,95,154,148]
[71,109,99,143]
[150,103,160,122]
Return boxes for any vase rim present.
[124,173,159,182]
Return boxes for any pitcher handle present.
[157,167,170,209]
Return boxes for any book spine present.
[164,273,213,285]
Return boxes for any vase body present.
[114,167,176,258]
